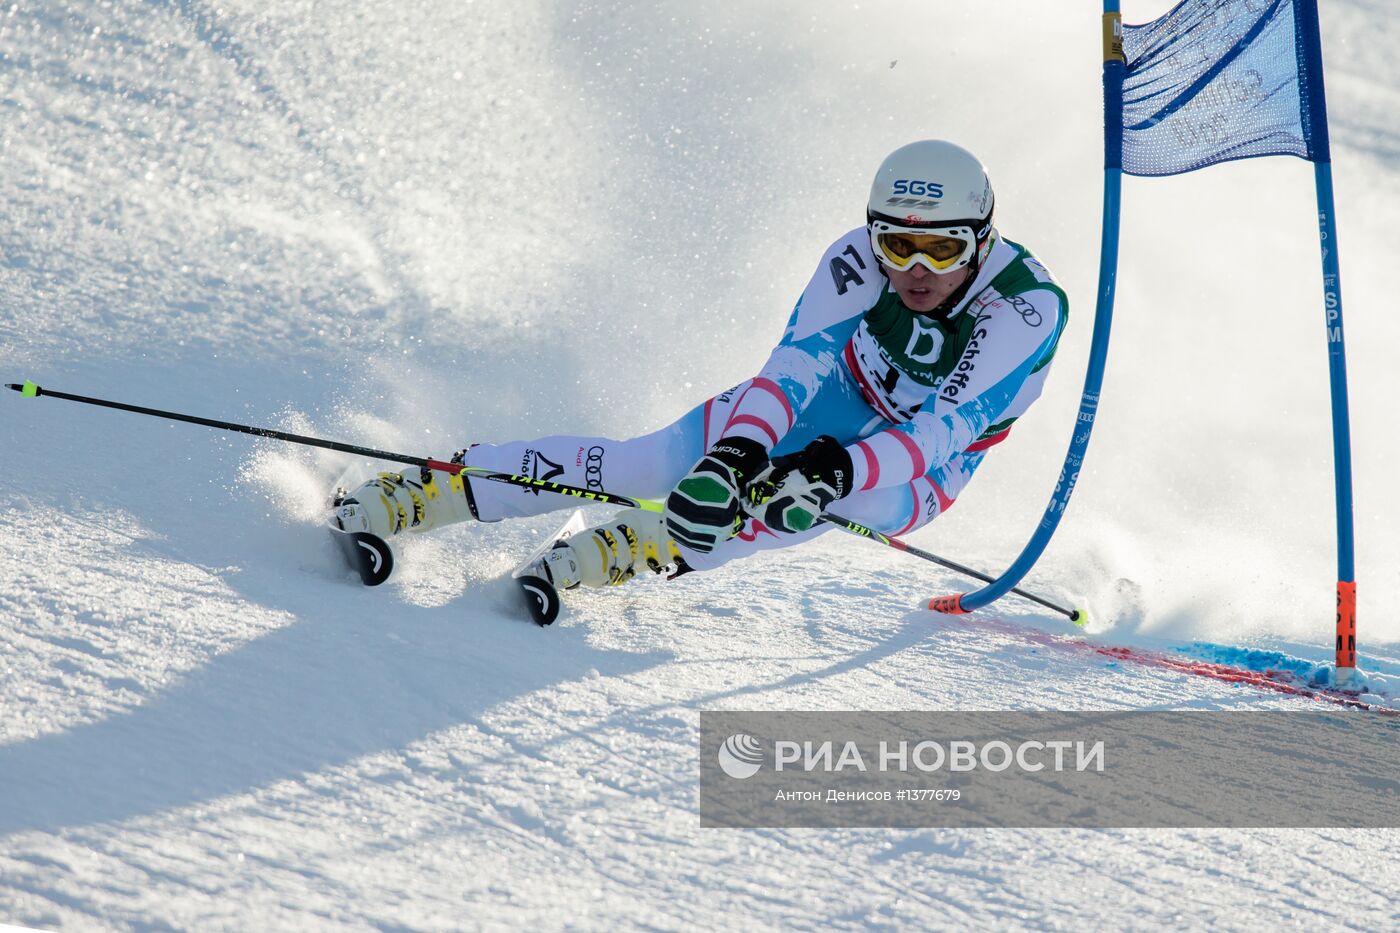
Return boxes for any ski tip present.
[517,574,561,626]
[351,532,394,586]
[1070,608,1088,627]
[329,526,394,586]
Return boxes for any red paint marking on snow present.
[950,616,1398,716]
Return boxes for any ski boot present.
[330,456,480,585]
[514,507,688,625]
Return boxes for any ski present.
[512,510,587,626]
[324,503,585,624]
[516,575,560,627]
[328,522,394,586]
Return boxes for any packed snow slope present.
[1,0,1398,929]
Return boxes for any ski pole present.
[7,379,1079,619]
[818,511,1086,624]
[4,380,657,511]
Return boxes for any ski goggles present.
[869,221,977,273]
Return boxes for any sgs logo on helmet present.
[717,733,764,779]
[891,179,944,198]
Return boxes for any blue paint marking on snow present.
[1182,643,1318,678]
[1179,641,1396,698]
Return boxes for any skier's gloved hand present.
[665,436,769,554]
[746,435,855,534]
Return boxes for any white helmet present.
[867,140,995,278]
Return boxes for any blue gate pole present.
[1314,160,1357,684]
[1295,0,1356,684]
[930,3,1125,616]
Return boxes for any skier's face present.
[885,261,971,313]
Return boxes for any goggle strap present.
[868,209,990,233]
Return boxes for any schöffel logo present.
[717,734,764,779]
[521,449,564,494]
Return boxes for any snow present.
[2,0,1398,929]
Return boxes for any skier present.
[334,140,1069,596]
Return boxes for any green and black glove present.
[665,437,769,554]
[747,435,855,534]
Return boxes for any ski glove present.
[747,435,855,534]
[665,436,769,554]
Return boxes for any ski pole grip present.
[5,381,41,397]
